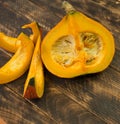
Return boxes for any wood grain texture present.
[91,0,120,14]
[0,85,57,124]
[44,68,120,123]
[0,0,120,123]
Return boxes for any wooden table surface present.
[0,0,120,124]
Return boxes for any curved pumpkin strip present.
[0,33,34,84]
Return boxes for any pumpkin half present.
[41,1,115,78]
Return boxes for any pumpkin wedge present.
[0,33,34,84]
[41,1,115,78]
[23,22,44,99]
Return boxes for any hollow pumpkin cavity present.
[51,32,103,67]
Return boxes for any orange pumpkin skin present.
[41,2,115,78]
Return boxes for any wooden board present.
[0,0,120,123]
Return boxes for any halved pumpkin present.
[41,1,115,78]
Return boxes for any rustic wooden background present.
[0,0,120,124]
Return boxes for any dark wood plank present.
[1,0,60,30]
[43,67,120,123]
[0,49,11,67]
[0,85,57,124]
[0,0,120,123]
[0,3,31,37]
[111,50,120,72]
[91,0,120,14]
[32,82,106,124]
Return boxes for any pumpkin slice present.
[41,1,115,78]
[23,22,44,99]
[23,36,44,99]
[0,33,34,84]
